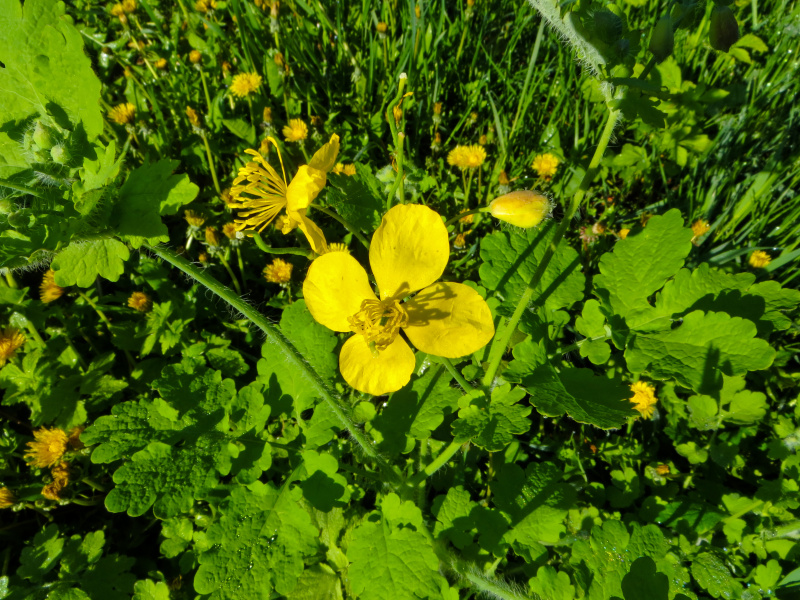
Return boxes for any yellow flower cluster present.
[629,381,658,419]
[108,103,136,125]
[447,145,486,170]
[332,163,357,176]
[229,72,263,98]
[0,327,25,367]
[531,152,560,178]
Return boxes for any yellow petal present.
[369,204,449,300]
[308,134,340,172]
[403,282,495,358]
[286,165,326,212]
[295,212,328,255]
[303,252,376,332]
[339,334,415,395]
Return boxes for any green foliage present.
[51,239,130,287]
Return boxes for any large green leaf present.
[51,238,130,287]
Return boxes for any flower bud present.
[50,144,70,165]
[709,6,739,52]
[648,16,674,62]
[593,9,623,45]
[489,191,552,229]
[32,122,55,150]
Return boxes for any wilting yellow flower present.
[304,204,495,395]
[749,250,771,268]
[459,212,474,225]
[691,219,710,242]
[222,61,232,75]
[454,232,468,249]
[448,145,486,170]
[264,258,293,284]
[263,107,273,123]
[40,269,65,303]
[222,223,239,239]
[0,487,15,509]
[259,138,272,155]
[67,426,85,450]
[128,291,152,312]
[198,252,209,263]
[0,327,25,367]
[531,153,560,178]
[498,170,510,186]
[184,210,206,227]
[189,50,202,64]
[154,58,168,69]
[229,134,339,254]
[51,461,71,488]
[186,106,201,128]
[25,427,69,469]
[489,190,552,229]
[229,72,262,98]
[283,118,308,143]
[478,134,488,145]
[393,105,403,124]
[108,103,136,125]
[41,481,64,501]
[433,102,443,115]
[205,227,221,247]
[629,381,657,419]
[376,21,388,34]
[195,0,217,11]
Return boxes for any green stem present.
[252,233,312,257]
[444,554,530,600]
[439,357,473,393]
[409,440,464,486]
[311,205,371,250]
[217,253,242,295]
[201,131,222,195]
[444,207,489,228]
[144,243,401,482]
[0,179,42,198]
[199,67,213,115]
[481,107,620,388]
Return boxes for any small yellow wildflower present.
[531,153,560,178]
[263,107,273,123]
[186,106,201,128]
[25,427,69,469]
[205,227,221,247]
[376,21,388,34]
[230,72,262,98]
[629,381,658,419]
[122,0,137,11]
[198,252,209,263]
[264,258,293,284]
[304,204,495,395]
[42,481,64,501]
[283,118,308,143]
[108,103,136,125]
[656,464,670,476]
[618,228,630,239]
[189,50,202,64]
[259,138,272,155]
[222,61,232,75]
[110,3,126,20]
[343,164,357,176]
[154,58,168,70]
[448,145,486,170]
[123,67,133,78]
[0,487,15,509]
[478,134,488,145]
[0,327,25,367]
[433,102,443,115]
[467,111,478,127]
[749,250,771,268]
[195,0,217,12]
[454,232,468,249]
[184,210,206,227]
[40,269,65,303]
[222,223,239,239]
[332,163,344,174]
[128,291,152,312]
[229,134,339,254]
[489,190,552,229]
[691,219,710,242]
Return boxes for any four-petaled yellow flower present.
[40,269,65,303]
[629,381,657,419]
[264,258,293,284]
[448,145,486,169]
[283,118,308,142]
[749,250,771,269]
[531,152,560,178]
[0,327,25,367]
[229,134,339,254]
[108,103,136,125]
[25,427,69,469]
[229,72,262,98]
[304,204,495,395]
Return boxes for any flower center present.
[347,299,409,352]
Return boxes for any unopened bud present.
[32,122,55,150]
[489,191,552,229]
[50,144,70,165]
[709,5,739,52]
[649,16,674,62]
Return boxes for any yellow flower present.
[122,0,137,11]
[459,212,474,225]
[51,461,71,488]
[343,164,357,176]
[629,381,657,419]
[478,134,487,145]
[186,106,201,128]
[42,481,64,501]
[531,153,560,178]
[198,252,209,263]
[195,0,217,11]
[264,258,293,284]
[128,291,152,312]
[25,427,69,469]
[303,204,495,395]
[110,3,125,18]
[40,269,65,303]
[229,72,262,98]
[205,227,222,247]
[448,145,485,170]
[324,243,350,254]
[154,58,168,69]
[0,487,15,509]
[376,21,388,34]
[0,327,25,367]
[454,232,468,249]
[749,250,771,268]
[108,103,136,125]
[618,228,630,239]
[184,210,206,227]
[263,107,273,123]
[691,219,710,242]
[229,134,339,254]
[655,464,670,476]
[189,50,202,64]
[222,223,239,239]
[489,190,552,229]
[283,118,308,142]
[67,426,85,450]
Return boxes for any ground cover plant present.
[1,0,799,598]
